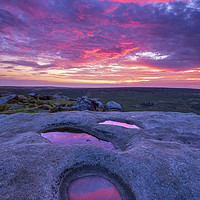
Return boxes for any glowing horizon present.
[0,0,200,89]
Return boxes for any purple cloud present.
[0,60,56,69]
[0,0,199,72]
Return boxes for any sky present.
[0,0,200,88]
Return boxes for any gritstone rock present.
[0,111,200,200]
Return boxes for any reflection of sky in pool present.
[41,132,114,149]
[68,176,122,200]
[99,120,140,129]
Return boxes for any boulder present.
[72,97,95,111]
[96,101,104,109]
[73,97,104,111]
[105,101,122,111]
[91,99,104,111]
[0,94,19,105]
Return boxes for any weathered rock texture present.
[0,111,200,200]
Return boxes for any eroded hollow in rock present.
[59,165,136,200]
[68,176,121,200]
[41,131,115,150]
[99,120,140,129]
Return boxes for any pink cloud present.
[0,0,199,88]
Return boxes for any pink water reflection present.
[99,121,140,129]
[41,132,114,149]
[68,176,121,200]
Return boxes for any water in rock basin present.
[99,120,140,129]
[68,176,122,200]
[41,132,114,149]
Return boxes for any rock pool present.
[99,120,140,129]
[68,176,121,200]
[41,131,115,150]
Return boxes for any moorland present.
[0,86,200,114]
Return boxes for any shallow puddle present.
[41,132,114,149]
[68,176,122,200]
[99,120,140,129]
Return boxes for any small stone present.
[38,110,48,113]
[62,95,70,100]
[29,93,37,97]
[39,95,52,100]
[39,104,51,110]
[9,105,23,110]
[61,104,68,109]
[52,94,62,99]
[49,106,62,113]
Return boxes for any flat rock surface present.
[0,111,200,200]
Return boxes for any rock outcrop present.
[0,94,19,105]
[0,111,200,200]
[72,96,104,111]
[72,96,95,111]
[0,93,76,114]
[0,93,123,114]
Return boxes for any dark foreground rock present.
[0,111,200,200]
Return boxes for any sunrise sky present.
[0,0,200,88]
